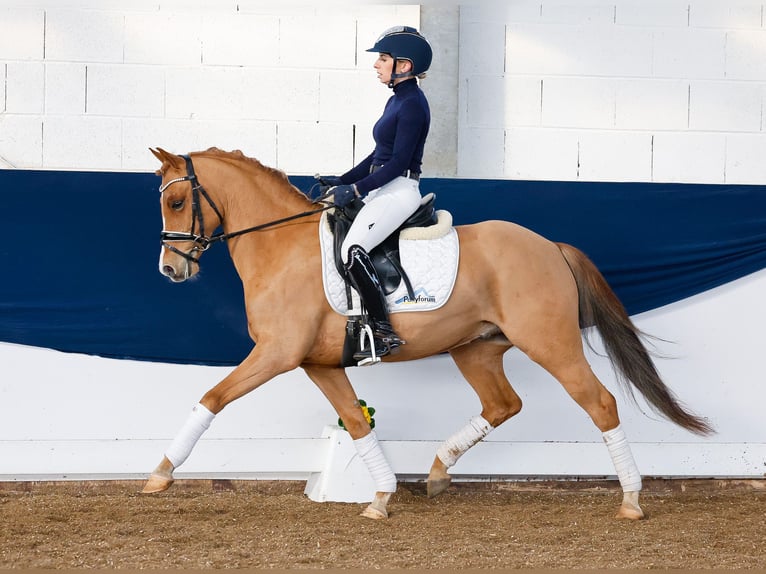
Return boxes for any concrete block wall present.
[0,2,419,173]
[2,1,766,184]
[459,1,766,183]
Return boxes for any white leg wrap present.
[603,424,642,492]
[353,431,397,493]
[436,415,494,468]
[165,403,216,468]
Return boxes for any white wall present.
[3,1,765,182]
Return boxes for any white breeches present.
[340,176,422,264]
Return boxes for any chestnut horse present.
[143,147,712,520]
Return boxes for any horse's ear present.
[149,147,184,169]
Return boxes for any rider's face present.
[374,53,394,84]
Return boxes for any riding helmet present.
[366,25,433,77]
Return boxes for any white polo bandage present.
[602,424,642,492]
[436,415,494,468]
[353,431,397,493]
[165,403,216,468]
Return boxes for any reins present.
[159,154,333,264]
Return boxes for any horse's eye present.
[171,199,185,211]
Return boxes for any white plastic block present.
[725,133,766,184]
[457,126,505,178]
[653,29,726,79]
[279,15,356,69]
[43,116,122,170]
[5,62,44,114]
[45,63,86,115]
[0,115,43,168]
[276,121,353,175]
[689,81,762,133]
[615,79,688,131]
[0,7,44,60]
[539,4,615,25]
[200,14,280,66]
[45,9,125,63]
[124,12,202,66]
[577,131,653,182]
[86,65,165,118]
[459,21,506,76]
[689,3,762,29]
[725,31,766,81]
[652,132,726,184]
[504,127,579,181]
[615,1,690,27]
[541,77,615,129]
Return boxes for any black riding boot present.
[345,245,405,361]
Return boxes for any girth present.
[327,193,438,300]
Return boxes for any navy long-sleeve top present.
[340,78,430,196]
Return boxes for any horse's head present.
[151,147,223,282]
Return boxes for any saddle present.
[327,192,438,303]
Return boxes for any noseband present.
[159,154,333,265]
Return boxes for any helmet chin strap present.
[387,57,414,88]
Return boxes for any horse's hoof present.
[141,473,174,494]
[427,477,451,498]
[615,503,645,520]
[360,504,388,520]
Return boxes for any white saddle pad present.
[319,209,459,315]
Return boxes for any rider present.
[322,25,432,361]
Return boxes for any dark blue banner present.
[1,169,765,365]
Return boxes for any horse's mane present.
[194,147,307,200]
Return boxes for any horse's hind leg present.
[428,339,521,497]
[529,340,644,520]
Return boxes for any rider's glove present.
[332,184,359,208]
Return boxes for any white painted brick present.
[319,70,389,124]
[276,121,353,175]
[653,29,726,79]
[0,65,5,112]
[541,77,615,129]
[577,131,653,182]
[200,14,279,66]
[725,31,766,81]
[457,127,505,178]
[45,9,125,63]
[124,12,202,66]
[505,77,542,126]
[615,2,690,27]
[689,81,762,132]
[652,132,726,183]
[540,4,615,25]
[689,3,762,29]
[460,2,541,24]
[279,15,356,69]
[122,119,277,172]
[86,65,165,117]
[459,21,506,76]
[353,121,378,169]
[165,67,319,121]
[506,23,653,77]
[725,134,766,184]
[466,76,542,128]
[45,63,86,115]
[615,79,688,131]
[0,115,43,168]
[43,116,122,170]
[6,62,44,114]
[0,8,44,60]
[505,127,579,181]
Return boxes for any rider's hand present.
[332,184,358,208]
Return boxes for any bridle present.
[159,154,333,265]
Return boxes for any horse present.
[143,147,713,520]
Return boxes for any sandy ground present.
[1,478,764,569]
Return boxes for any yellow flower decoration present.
[338,399,376,431]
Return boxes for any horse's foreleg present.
[142,347,291,495]
[303,364,396,519]
[428,341,520,497]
